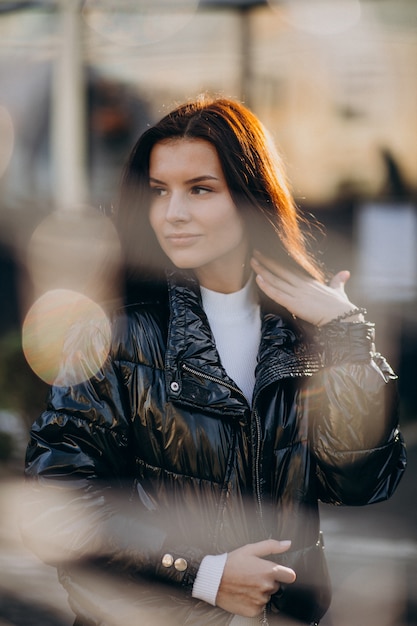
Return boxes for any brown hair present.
[118,95,324,286]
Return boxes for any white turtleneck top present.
[199,275,261,404]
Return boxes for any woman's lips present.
[165,234,202,246]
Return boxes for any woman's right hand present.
[215,539,296,618]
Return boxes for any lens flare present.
[82,0,199,46]
[22,289,111,386]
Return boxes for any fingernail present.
[280,540,291,547]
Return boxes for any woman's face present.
[148,138,249,293]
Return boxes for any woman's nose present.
[166,192,190,222]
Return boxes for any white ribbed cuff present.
[191,553,228,606]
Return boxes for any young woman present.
[24,97,406,626]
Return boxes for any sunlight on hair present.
[82,0,199,46]
[272,0,361,36]
[0,106,14,179]
[22,289,111,386]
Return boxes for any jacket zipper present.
[181,363,247,401]
[181,362,246,549]
[181,362,266,523]
[253,406,264,520]
[254,401,269,626]
[181,363,270,625]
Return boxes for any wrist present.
[192,553,227,606]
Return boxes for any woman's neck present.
[200,274,258,317]
[194,258,252,294]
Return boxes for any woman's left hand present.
[251,250,362,326]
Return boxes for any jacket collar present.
[164,270,248,420]
[254,312,322,397]
[164,270,321,419]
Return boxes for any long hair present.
[117,95,324,291]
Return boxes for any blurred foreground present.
[0,421,415,626]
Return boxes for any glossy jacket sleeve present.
[308,321,406,505]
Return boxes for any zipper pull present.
[260,607,269,625]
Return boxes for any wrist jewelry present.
[332,307,367,323]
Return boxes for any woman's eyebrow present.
[149,175,219,185]
[185,175,219,184]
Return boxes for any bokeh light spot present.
[26,208,121,304]
[22,289,111,386]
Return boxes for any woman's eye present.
[191,186,211,195]
[150,187,167,197]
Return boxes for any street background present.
[0,1,416,624]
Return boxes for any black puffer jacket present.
[24,271,406,626]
